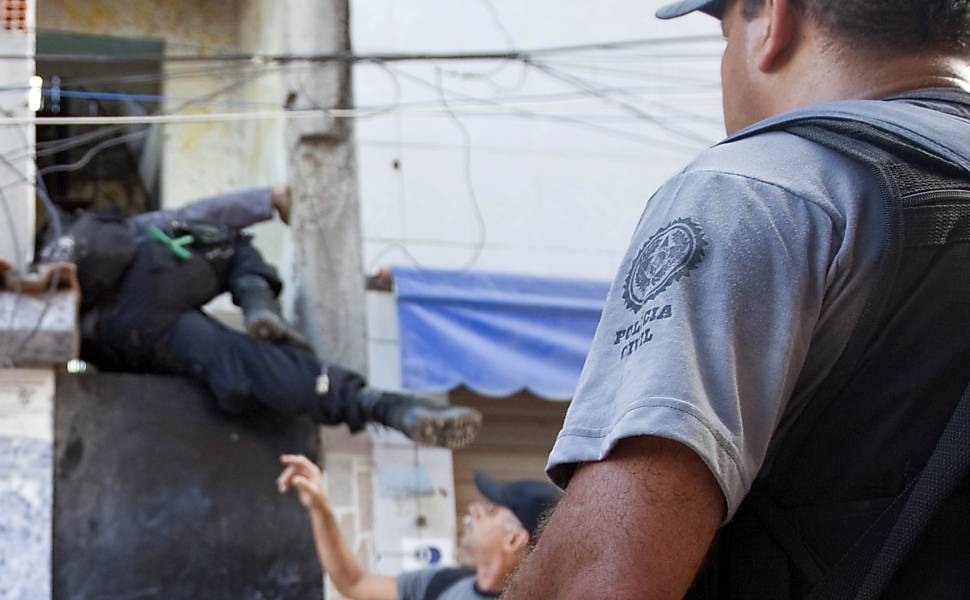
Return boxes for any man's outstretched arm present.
[501,436,724,600]
[277,455,398,600]
[128,185,290,232]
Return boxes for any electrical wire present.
[356,32,719,273]
[0,32,728,295]
[3,64,281,165]
[437,0,529,95]
[0,24,731,365]
[34,127,152,177]
[357,57,706,272]
[0,146,63,367]
[43,88,283,109]
[526,59,716,146]
[537,52,723,64]
[479,0,516,50]
[0,109,323,127]
[0,34,726,65]
[362,52,712,273]
[4,168,62,366]
[0,183,25,366]
[384,64,703,153]
[0,114,33,367]
[0,98,722,137]
[431,65,486,272]
[537,58,723,88]
[0,62,283,94]
[1,66,276,363]
[5,77,720,126]
[23,127,147,161]
[530,63,725,129]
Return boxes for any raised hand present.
[277,454,326,511]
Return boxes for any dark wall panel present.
[54,373,322,599]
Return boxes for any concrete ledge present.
[0,262,80,367]
[0,290,78,366]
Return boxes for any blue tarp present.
[392,267,610,401]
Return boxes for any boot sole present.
[248,314,312,350]
[405,407,483,449]
[247,313,288,341]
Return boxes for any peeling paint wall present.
[38,1,288,220]
[38,0,294,308]
[39,0,248,200]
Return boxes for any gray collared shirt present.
[397,568,497,600]
[546,94,970,519]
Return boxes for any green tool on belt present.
[145,225,194,260]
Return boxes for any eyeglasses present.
[463,501,524,533]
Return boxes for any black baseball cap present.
[656,0,728,19]
[474,472,562,539]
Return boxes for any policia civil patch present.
[622,217,708,314]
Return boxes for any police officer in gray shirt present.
[277,455,560,600]
[504,0,970,598]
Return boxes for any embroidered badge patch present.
[622,218,708,313]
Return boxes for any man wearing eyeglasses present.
[276,454,561,600]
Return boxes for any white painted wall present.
[352,0,725,579]
[0,3,36,269]
[352,0,724,279]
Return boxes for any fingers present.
[278,454,321,493]
[276,465,297,493]
[291,475,316,495]
[280,454,319,473]
[271,184,291,225]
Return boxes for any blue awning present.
[392,267,610,401]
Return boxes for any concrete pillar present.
[284,0,366,374]
[283,2,371,597]
[0,8,52,596]
[289,138,367,373]
[0,0,35,269]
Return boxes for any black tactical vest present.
[688,93,970,599]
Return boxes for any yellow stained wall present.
[38,0,288,210]
[38,0,291,282]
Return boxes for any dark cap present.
[474,471,562,539]
[656,0,727,20]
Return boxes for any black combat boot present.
[231,274,308,349]
[357,387,482,449]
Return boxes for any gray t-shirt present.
[546,94,970,519]
[397,568,497,600]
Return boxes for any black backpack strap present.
[716,114,970,600]
[806,380,970,600]
[738,118,967,485]
[423,567,477,600]
[746,117,970,599]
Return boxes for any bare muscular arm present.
[501,436,725,600]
